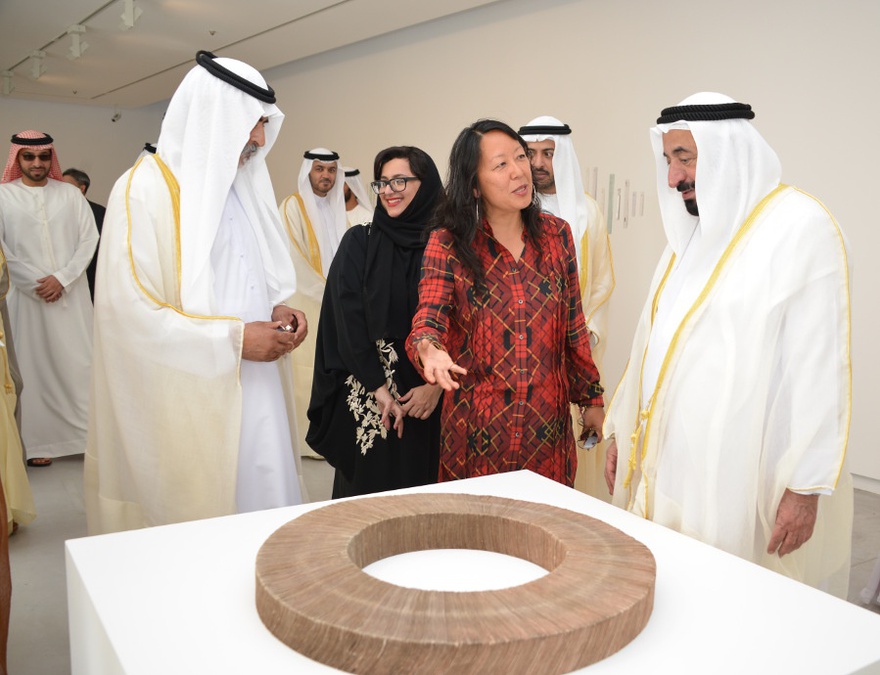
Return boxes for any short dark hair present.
[431,119,543,294]
[62,167,90,193]
[372,146,434,182]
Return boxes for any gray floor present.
[7,456,880,675]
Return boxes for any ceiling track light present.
[30,51,46,80]
[120,0,143,30]
[67,25,89,60]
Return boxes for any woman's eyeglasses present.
[370,176,418,194]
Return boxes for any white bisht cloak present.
[0,252,36,532]
[572,193,615,501]
[605,185,853,595]
[85,158,246,532]
[86,156,305,533]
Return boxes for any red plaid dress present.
[407,214,603,486]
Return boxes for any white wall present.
[0,97,166,204]
[2,0,877,488]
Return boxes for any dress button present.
[518,401,524,406]
[518,334,524,340]
[518,299,524,305]
[515,432,521,438]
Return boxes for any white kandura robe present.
[85,157,304,534]
[0,179,97,458]
[212,187,301,511]
[605,185,853,596]
[346,202,373,228]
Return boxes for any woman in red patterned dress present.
[406,120,605,487]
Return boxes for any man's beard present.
[677,180,698,216]
[22,166,47,183]
[239,142,259,167]
[532,169,554,192]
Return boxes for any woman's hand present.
[579,405,605,443]
[399,383,443,419]
[373,385,404,438]
[417,338,467,391]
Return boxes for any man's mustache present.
[677,181,695,193]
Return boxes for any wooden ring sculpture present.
[256,493,655,674]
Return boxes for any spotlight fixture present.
[1,71,13,96]
[120,0,143,30]
[30,51,46,80]
[67,25,89,60]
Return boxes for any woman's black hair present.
[431,119,543,294]
[373,146,434,182]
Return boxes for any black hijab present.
[363,150,442,342]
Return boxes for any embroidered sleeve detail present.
[345,339,400,456]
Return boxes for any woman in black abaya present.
[306,146,442,498]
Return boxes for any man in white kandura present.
[279,148,348,278]
[343,166,374,228]
[604,92,853,595]
[278,149,348,457]
[0,131,98,467]
[519,116,615,499]
[86,51,309,534]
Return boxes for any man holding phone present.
[86,52,309,534]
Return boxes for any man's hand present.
[416,338,467,391]
[604,440,618,495]
[373,385,404,438]
[399,383,442,419]
[767,489,819,557]
[35,275,63,303]
[271,305,308,349]
[242,321,296,362]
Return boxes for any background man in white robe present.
[604,93,853,595]
[343,166,373,227]
[85,51,308,534]
[0,131,98,467]
[278,150,348,458]
[519,117,615,500]
[279,148,348,278]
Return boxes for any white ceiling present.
[0,0,501,109]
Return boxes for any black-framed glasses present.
[370,176,419,194]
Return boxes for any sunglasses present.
[20,152,52,162]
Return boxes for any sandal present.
[26,457,53,467]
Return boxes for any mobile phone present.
[276,315,298,333]
[578,428,599,450]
